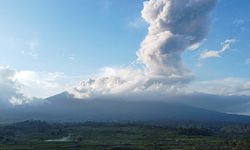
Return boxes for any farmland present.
[0,120,250,150]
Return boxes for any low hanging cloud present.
[70,67,146,99]
[239,82,250,94]
[189,78,250,96]
[199,39,236,59]
[0,66,78,107]
[71,0,217,99]
[0,66,29,107]
[15,71,75,99]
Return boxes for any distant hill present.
[1,92,250,123]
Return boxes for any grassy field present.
[0,121,250,150]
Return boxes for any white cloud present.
[70,0,217,99]
[69,66,193,99]
[14,71,73,99]
[238,82,250,93]
[0,1,218,103]
[188,42,203,51]
[0,66,81,106]
[0,36,40,59]
[0,66,29,107]
[200,50,220,59]
[1,0,250,116]
[199,38,236,59]
[189,77,250,96]
[21,40,40,59]
[68,54,76,61]
[70,67,145,99]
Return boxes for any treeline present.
[2,120,250,136]
[1,120,250,149]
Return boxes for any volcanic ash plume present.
[137,0,217,77]
[70,0,217,99]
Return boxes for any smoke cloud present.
[70,0,217,99]
[138,0,217,76]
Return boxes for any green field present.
[0,120,250,150]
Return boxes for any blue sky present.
[184,0,250,80]
[0,0,146,75]
[0,0,250,102]
[0,0,249,78]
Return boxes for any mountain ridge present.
[1,92,250,123]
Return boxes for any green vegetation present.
[0,120,250,150]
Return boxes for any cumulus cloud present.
[0,66,29,107]
[70,0,217,99]
[71,67,145,99]
[0,66,79,106]
[199,38,236,59]
[14,71,75,99]
[71,66,194,99]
